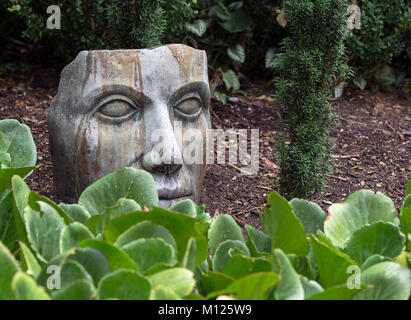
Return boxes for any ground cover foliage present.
[0,119,410,300]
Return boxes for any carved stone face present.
[48,44,211,208]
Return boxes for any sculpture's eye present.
[96,95,138,121]
[174,95,202,119]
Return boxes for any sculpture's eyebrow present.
[169,82,210,107]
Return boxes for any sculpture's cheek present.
[76,117,146,192]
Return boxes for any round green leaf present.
[185,19,208,37]
[148,268,195,298]
[355,262,411,300]
[0,241,20,299]
[289,198,326,234]
[98,270,151,300]
[0,119,36,168]
[227,44,245,63]
[324,190,398,248]
[150,285,180,300]
[60,222,94,253]
[224,272,279,300]
[51,279,95,300]
[24,203,66,263]
[78,167,158,215]
[121,238,176,273]
[104,207,208,264]
[208,214,244,256]
[79,239,138,272]
[116,221,176,253]
[212,240,249,272]
[344,222,405,265]
[11,272,50,300]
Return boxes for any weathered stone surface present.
[48,44,211,208]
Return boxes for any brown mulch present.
[0,70,410,231]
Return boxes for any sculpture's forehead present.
[62,45,208,105]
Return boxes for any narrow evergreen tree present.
[274,0,351,199]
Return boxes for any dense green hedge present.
[347,0,411,90]
[1,119,411,300]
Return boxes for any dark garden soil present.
[0,69,410,231]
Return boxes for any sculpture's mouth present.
[152,172,193,208]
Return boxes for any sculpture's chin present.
[158,195,194,209]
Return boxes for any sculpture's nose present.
[142,102,183,175]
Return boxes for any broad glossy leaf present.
[115,221,176,254]
[169,199,196,218]
[59,203,90,224]
[344,222,405,264]
[222,69,240,91]
[180,237,196,271]
[361,255,391,270]
[212,240,249,272]
[11,176,30,245]
[262,192,309,257]
[310,235,357,288]
[227,44,245,63]
[24,203,66,263]
[223,272,279,300]
[150,285,180,300]
[0,120,36,167]
[355,262,411,300]
[406,180,411,196]
[245,224,271,256]
[79,167,158,215]
[104,207,207,264]
[98,270,151,300]
[274,249,304,300]
[300,276,323,299]
[214,91,227,105]
[59,260,93,289]
[222,254,272,279]
[19,241,41,279]
[201,271,234,297]
[11,271,50,300]
[85,198,141,236]
[307,284,366,300]
[0,241,19,299]
[28,192,73,224]
[0,166,35,198]
[121,238,175,273]
[67,247,110,286]
[219,8,252,33]
[208,214,244,256]
[289,198,326,234]
[60,222,94,253]
[185,19,208,37]
[0,191,18,252]
[324,190,398,248]
[148,268,195,298]
[51,279,95,300]
[79,239,138,272]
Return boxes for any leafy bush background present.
[4,0,410,88]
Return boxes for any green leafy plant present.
[347,0,411,90]
[7,0,196,59]
[274,0,351,199]
[1,119,411,300]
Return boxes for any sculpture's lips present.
[152,173,192,200]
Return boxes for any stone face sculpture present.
[48,44,211,208]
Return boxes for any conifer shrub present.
[274,0,351,199]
